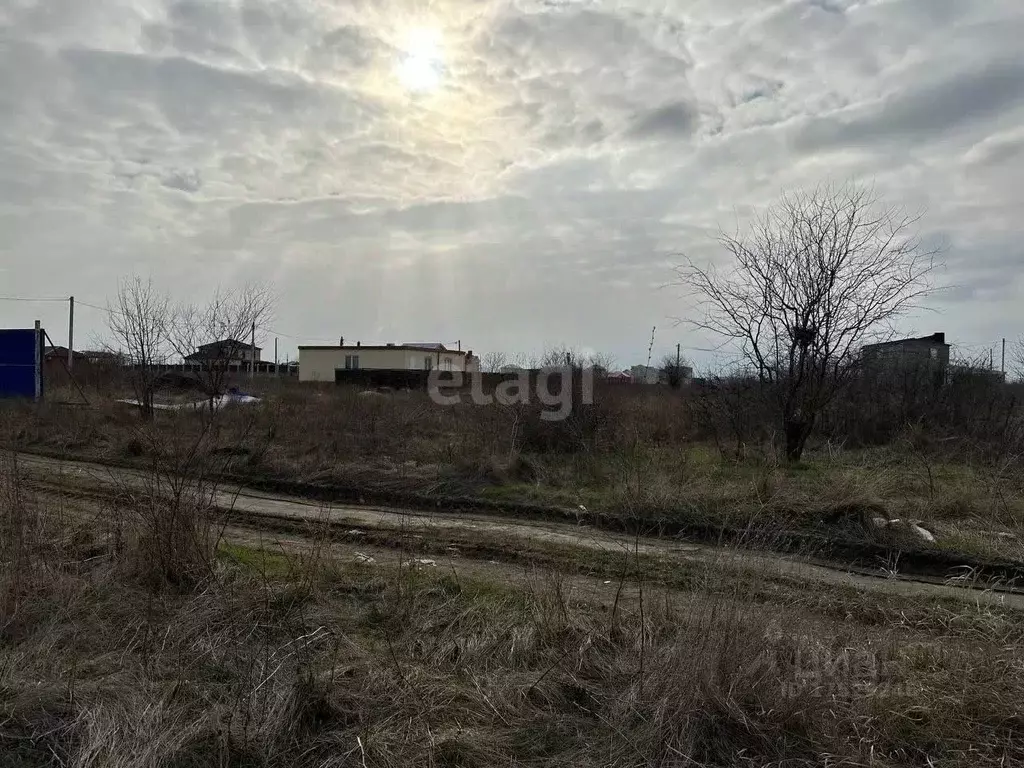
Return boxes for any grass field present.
[3,450,1024,767]
[3,383,1024,765]
[7,384,1024,563]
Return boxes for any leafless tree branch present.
[168,283,275,407]
[105,277,172,420]
[677,182,940,460]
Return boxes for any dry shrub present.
[601,387,691,448]
[0,452,81,640]
[813,468,895,523]
[0,453,43,614]
[517,403,607,455]
[117,489,220,591]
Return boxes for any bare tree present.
[540,344,582,369]
[660,354,692,388]
[107,277,171,420]
[588,351,617,379]
[169,283,275,408]
[539,345,614,374]
[679,183,938,461]
[1013,338,1024,382]
[481,351,509,373]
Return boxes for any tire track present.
[15,453,1024,608]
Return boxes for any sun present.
[396,27,445,93]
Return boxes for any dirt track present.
[15,452,1024,609]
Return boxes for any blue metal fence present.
[0,328,43,399]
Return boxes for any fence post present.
[34,320,42,401]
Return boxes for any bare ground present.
[16,452,1024,609]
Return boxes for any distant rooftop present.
[298,342,467,354]
[196,338,262,351]
[401,342,448,351]
[864,332,948,348]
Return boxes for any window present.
[930,348,938,360]
[424,356,433,370]
[345,355,360,370]
[444,358,453,371]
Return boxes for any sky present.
[1,0,1023,372]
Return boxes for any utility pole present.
[1002,338,1006,377]
[34,320,42,402]
[67,296,74,372]
[275,337,279,377]
[990,347,994,371]
[676,343,681,371]
[250,321,256,381]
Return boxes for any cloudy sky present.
[2,0,1023,370]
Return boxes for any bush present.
[517,403,607,454]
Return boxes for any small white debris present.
[402,559,438,569]
[867,516,935,544]
[346,529,366,536]
[578,504,588,513]
[911,524,935,543]
[354,552,376,564]
[603,580,612,585]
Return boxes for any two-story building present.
[184,339,261,366]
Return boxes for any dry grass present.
[2,450,1024,767]
[4,385,1024,559]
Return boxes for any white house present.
[629,365,662,384]
[297,342,477,383]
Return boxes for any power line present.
[74,300,111,313]
[0,296,69,303]
[258,326,336,343]
[7,298,461,349]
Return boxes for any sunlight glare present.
[396,27,445,93]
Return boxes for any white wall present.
[298,347,469,382]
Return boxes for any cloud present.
[161,169,202,193]
[1,0,1023,366]
[627,101,699,139]
[963,127,1024,169]
[795,60,1024,152]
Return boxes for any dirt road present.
[15,452,1024,609]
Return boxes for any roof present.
[402,342,447,351]
[298,343,468,355]
[44,346,88,360]
[864,333,948,349]
[197,338,261,351]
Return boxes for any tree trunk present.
[784,418,812,462]
[140,382,156,421]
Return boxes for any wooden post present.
[34,320,42,401]
[67,296,74,372]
